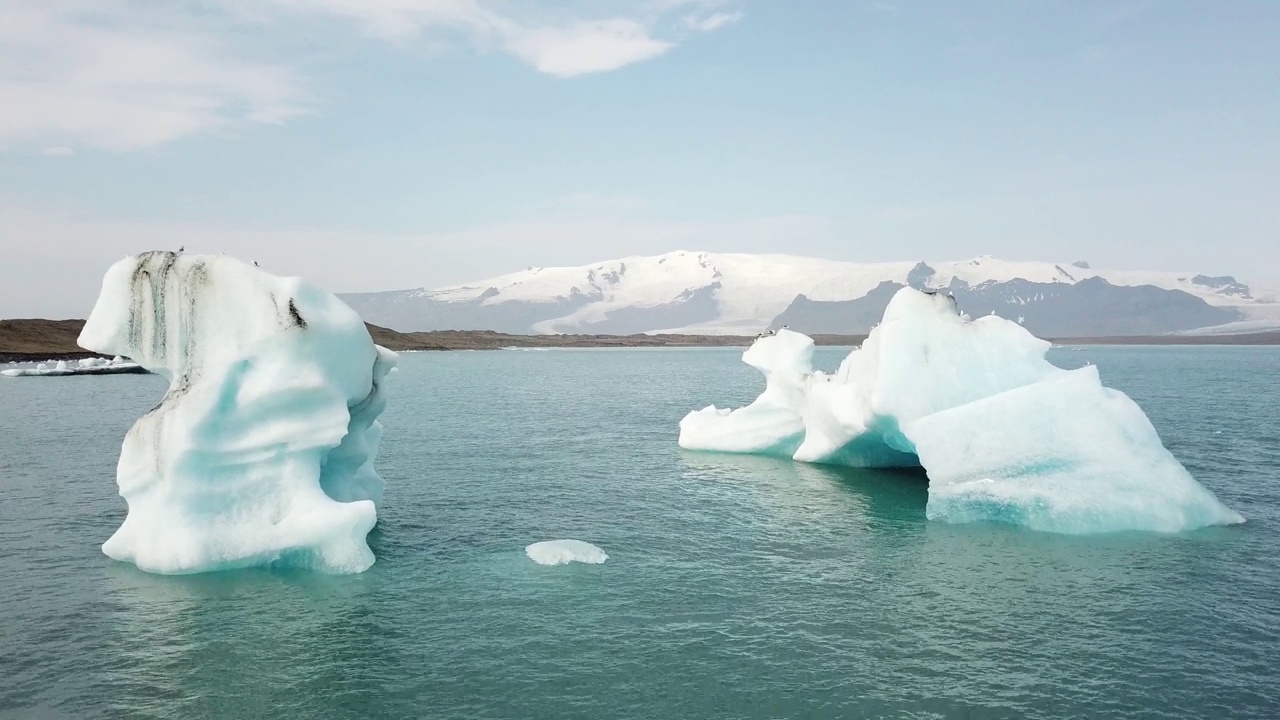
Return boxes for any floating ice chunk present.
[853,290,1057,423]
[678,329,813,457]
[912,367,1243,533]
[679,287,1243,534]
[525,540,608,566]
[790,291,1062,466]
[78,251,397,574]
[1,360,147,377]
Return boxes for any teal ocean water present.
[2,346,1278,719]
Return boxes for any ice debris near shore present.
[79,251,397,574]
[1,356,145,377]
[679,288,1243,534]
[526,540,608,565]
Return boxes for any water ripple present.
[1,348,1278,718]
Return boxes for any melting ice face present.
[79,252,397,574]
[679,288,1244,534]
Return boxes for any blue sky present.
[1,0,1278,317]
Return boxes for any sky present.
[1,0,1277,318]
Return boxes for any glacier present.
[340,250,1278,336]
[79,251,397,574]
[679,288,1244,534]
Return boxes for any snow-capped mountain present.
[340,251,1279,337]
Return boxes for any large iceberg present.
[680,288,1243,533]
[79,252,397,574]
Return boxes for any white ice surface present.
[913,367,1243,532]
[78,252,397,574]
[679,287,1244,533]
[1,357,143,377]
[678,330,812,456]
[525,540,608,565]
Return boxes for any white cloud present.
[0,0,740,151]
[42,146,75,157]
[685,11,742,33]
[263,0,734,77]
[0,0,308,152]
[259,0,496,43]
[504,19,672,77]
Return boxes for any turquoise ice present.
[679,287,1244,533]
[79,251,397,574]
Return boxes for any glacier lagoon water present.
[2,346,1278,719]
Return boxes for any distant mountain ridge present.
[340,251,1279,337]
[775,277,1239,337]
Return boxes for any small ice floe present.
[525,540,608,566]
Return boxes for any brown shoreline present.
[3,318,1278,364]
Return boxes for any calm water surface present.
[1,346,1278,719]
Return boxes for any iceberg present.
[676,329,812,457]
[79,251,398,574]
[679,288,1243,533]
[525,540,608,566]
